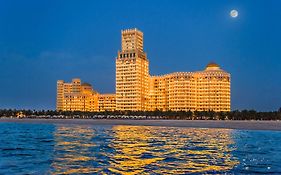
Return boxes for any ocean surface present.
[0,123,281,175]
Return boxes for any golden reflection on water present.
[49,125,239,174]
[50,125,100,174]
[109,126,239,174]
[108,126,164,175]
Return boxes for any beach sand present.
[1,118,281,131]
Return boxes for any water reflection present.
[109,126,239,174]
[49,125,239,174]
[2,123,281,174]
[50,125,100,174]
[108,126,164,174]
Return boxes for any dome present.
[205,62,221,71]
[81,82,92,87]
[206,62,219,68]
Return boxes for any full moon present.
[230,10,238,18]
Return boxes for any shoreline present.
[1,118,281,131]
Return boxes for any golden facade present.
[116,29,149,111]
[97,94,116,112]
[57,28,230,112]
[56,79,115,112]
[149,63,231,112]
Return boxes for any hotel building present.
[116,29,149,111]
[149,64,231,112]
[56,79,115,112]
[57,28,230,112]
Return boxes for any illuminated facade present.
[57,28,230,112]
[116,29,149,111]
[149,63,231,112]
[56,79,115,112]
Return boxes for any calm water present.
[0,123,281,174]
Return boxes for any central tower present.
[116,28,149,111]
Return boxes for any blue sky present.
[0,0,280,111]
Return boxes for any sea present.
[0,122,281,175]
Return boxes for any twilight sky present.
[0,0,280,111]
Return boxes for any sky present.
[0,0,280,111]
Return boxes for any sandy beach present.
[0,118,281,131]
